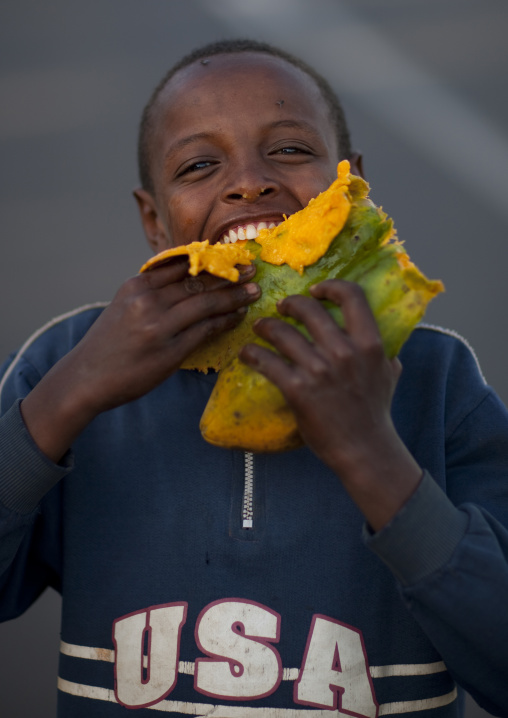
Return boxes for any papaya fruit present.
[140,160,444,452]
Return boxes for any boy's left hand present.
[239,279,422,530]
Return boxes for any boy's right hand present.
[20,260,259,462]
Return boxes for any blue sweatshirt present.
[1,306,508,717]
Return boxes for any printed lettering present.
[294,614,378,717]
[195,598,282,700]
[113,602,187,709]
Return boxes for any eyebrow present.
[266,119,321,136]
[164,132,217,160]
[165,120,323,160]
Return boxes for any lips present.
[219,220,283,244]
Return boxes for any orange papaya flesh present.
[139,240,255,282]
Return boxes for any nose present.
[222,159,279,203]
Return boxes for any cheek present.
[298,171,337,206]
[165,196,202,246]
[182,215,200,242]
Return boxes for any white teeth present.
[220,220,282,244]
[246,224,258,239]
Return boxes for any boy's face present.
[136,53,346,252]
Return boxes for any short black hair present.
[137,38,353,195]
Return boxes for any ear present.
[133,188,169,253]
[348,152,365,180]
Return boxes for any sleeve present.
[0,356,73,621]
[365,363,508,715]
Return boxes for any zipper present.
[242,452,254,529]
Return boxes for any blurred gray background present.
[1,1,507,715]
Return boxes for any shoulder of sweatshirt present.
[0,302,108,411]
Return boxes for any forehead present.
[150,52,335,151]
[164,52,328,107]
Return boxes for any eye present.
[177,159,217,177]
[269,142,314,160]
[275,146,310,155]
[182,160,211,174]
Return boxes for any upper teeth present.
[222,221,279,244]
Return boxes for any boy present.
[1,39,507,717]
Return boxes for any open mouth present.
[220,220,282,244]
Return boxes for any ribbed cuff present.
[0,399,73,514]
[363,470,468,586]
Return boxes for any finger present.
[170,309,249,363]
[139,273,241,313]
[236,264,258,284]
[276,294,346,347]
[152,266,258,310]
[197,263,257,287]
[252,316,326,372]
[239,342,298,393]
[142,260,255,294]
[163,281,261,336]
[141,257,190,290]
[310,280,381,348]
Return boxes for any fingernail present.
[238,264,255,275]
[245,283,260,296]
[240,346,259,366]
